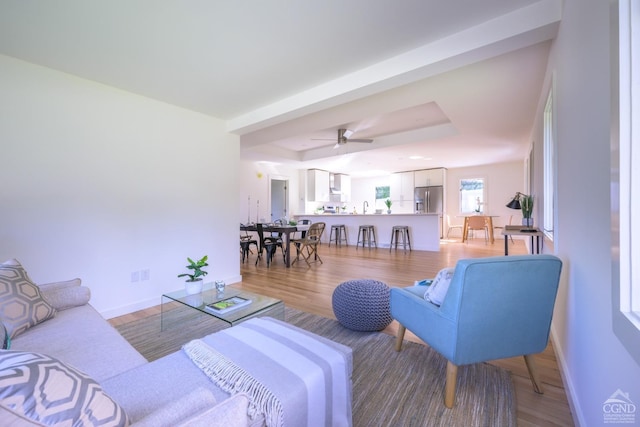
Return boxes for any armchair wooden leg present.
[394,324,406,351]
[524,354,544,394]
[445,361,458,408]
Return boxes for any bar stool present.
[389,225,411,251]
[329,224,348,246]
[356,225,377,249]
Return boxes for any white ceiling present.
[0,0,561,176]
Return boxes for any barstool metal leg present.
[390,226,410,251]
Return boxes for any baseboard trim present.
[101,296,160,320]
[101,275,243,319]
[550,327,584,426]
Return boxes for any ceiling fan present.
[313,128,374,149]
[334,128,373,148]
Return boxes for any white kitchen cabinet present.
[338,174,351,202]
[389,171,414,208]
[414,168,446,187]
[307,169,330,202]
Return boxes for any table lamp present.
[506,192,534,228]
[506,192,524,210]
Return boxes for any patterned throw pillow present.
[424,267,455,306]
[0,351,130,427]
[1,320,9,349]
[0,259,56,339]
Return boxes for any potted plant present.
[385,199,393,214]
[521,194,534,227]
[178,255,208,295]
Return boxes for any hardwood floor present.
[109,235,574,426]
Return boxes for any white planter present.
[185,279,203,295]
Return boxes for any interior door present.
[270,178,288,222]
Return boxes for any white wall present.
[0,54,241,317]
[445,162,524,226]
[539,1,640,425]
[238,159,300,223]
[351,176,392,213]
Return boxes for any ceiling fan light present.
[341,129,354,139]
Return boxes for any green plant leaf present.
[178,255,209,280]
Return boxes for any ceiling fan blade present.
[348,138,374,143]
[341,129,354,139]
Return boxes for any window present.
[459,178,484,214]
[618,0,640,320]
[543,88,555,239]
[612,0,640,363]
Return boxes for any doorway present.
[270,178,288,222]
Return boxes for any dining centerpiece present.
[178,255,208,295]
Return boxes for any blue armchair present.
[390,254,562,408]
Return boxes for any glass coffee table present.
[161,286,284,331]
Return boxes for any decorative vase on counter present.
[185,279,203,295]
[522,217,534,228]
[387,210,392,214]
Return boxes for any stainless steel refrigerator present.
[414,186,444,237]
[414,186,443,214]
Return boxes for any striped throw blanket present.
[183,317,352,427]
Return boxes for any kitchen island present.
[293,213,440,251]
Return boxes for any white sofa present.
[1,260,353,427]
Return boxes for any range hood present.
[330,173,343,194]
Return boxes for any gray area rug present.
[115,306,516,426]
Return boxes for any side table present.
[502,225,544,255]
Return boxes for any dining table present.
[240,223,309,268]
[460,215,499,244]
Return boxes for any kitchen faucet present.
[363,201,369,215]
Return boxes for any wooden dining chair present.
[466,215,489,243]
[292,222,325,267]
[293,219,312,240]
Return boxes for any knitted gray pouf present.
[332,279,392,331]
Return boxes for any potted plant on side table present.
[178,255,208,295]
[521,195,534,227]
